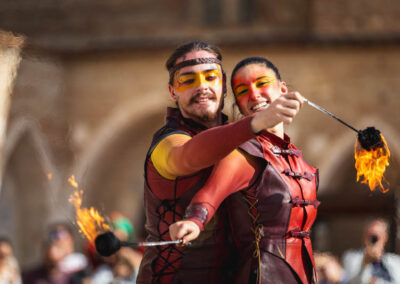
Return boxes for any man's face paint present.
[168,50,225,127]
[174,67,222,93]
[232,64,282,116]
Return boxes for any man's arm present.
[169,150,260,243]
[151,92,304,180]
[151,116,255,179]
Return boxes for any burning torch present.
[305,99,390,192]
[67,175,185,257]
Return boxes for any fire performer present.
[137,44,304,284]
[170,57,318,283]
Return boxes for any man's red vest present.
[227,132,319,284]
[137,108,234,284]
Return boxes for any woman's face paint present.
[232,64,282,115]
[234,75,277,100]
[174,67,222,93]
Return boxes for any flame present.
[68,175,79,188]
[68,175,110,244]
[354,134,390,193]
[47,173,52,180]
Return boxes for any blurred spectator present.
[22,223,88,284]
[90,212,142,284]
[315,252,346,284]
[0,236,21,284]
[342,218,400,284]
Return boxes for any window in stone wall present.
[238,0,255,24]
[203,0,222,26]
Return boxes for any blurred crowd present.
[2,217,400,283]
[0,213,142,284]
[315,218,400,284]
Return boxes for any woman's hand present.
[169,220,200,245]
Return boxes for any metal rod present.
[305,99,360,134]
[121,239,183,247]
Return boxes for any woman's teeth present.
[252,102,267,111]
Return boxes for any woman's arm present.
[169,149,260,243]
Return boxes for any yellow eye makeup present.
[174,69,221,92]
[234,85,249,98]
[255,77,275,88]
[233,76,277,99]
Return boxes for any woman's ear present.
[168,85,178,102]
[280,81,288,94]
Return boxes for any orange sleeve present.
[185,149,261,230]
[151,115,255,179]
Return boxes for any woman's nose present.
[248,87,260,101]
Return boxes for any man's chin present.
[194,109,219,123]
[179,100,223,125]
[184,107,219,124]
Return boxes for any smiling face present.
[168,50,224,127]
[232,63,287,116]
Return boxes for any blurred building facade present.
[0,0,399,268]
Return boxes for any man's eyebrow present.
[179,68,219,76]
[179,71,196,76]
[255,76,271,81]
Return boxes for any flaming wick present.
[305,99,390,192]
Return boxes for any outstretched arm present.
[151,116,256,179]
[169,150,260,243]
[151,93,303,180]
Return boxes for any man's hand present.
[169,220,200,245]
[251,92,304,133]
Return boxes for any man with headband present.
[137,42,302,283]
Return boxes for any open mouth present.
[190,92,216,105]
[196,97,211,103]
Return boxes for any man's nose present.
[197,75,209,89]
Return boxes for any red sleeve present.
[185,150,261,230]
[170,115,256,175]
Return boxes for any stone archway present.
[70,99,165,241]
[1,127,53,268]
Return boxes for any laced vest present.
[137,108,233,284]
[227,132,319,284]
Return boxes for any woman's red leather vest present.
[227,132,319,284]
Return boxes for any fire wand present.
[95,231,183,256]
[304,99,383,151]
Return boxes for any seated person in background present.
[22,223,88,284]
[342,218,400,284]
[0,236,21,284]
